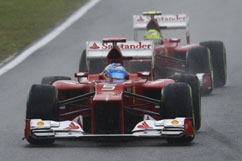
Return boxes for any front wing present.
[25,117,193,140]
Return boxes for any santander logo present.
[137,16,145,22]
[137,121,152,129]
[90,43,100,49]
[64,122,79,130]
[89,42,152,50]
[156,15,186,22]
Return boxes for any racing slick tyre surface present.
[169,74,201,131]
[41,76,71,85]
[26,84,58,144]
[161,83,195,143]
[79,49,88,72]
[186,46,213,94]
[200,41,227,87]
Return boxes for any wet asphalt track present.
[1,0,242,160]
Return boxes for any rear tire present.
[79,49,107,74]
[89,59,107,74]
[169,74,201,131]
[79,49,88,72]
[41,76,71,85]
[186,46,213,94]
[26,84,58,144]
[200,41,227,87]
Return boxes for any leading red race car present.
[24,38,200,145]
[133,11,227,94]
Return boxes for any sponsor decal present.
[137,16,145,22]
[90,42,100,49]
[135,15,187,23]
[156,15,186,22]
[137,121,152,129]
[64,122,79,130]
[102,84,116,90]
[89,42,152,50]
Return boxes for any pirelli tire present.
[169,74,201,131]
[79,49,88,72]
[161,83,195,143]
[186,46,214,94]
[26,84,58,144]
[200,41,227,87]
[41,76,71,85]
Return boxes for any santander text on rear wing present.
[86,40,154,71]
[133,14,190,44]
[86,40,154,59]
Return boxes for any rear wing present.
[86,40,154,71]
[86,40,154,59]
[133,14,190,44]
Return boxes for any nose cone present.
[93,83,124,102]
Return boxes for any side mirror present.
[169,38,181,46]
[137,72,151,81]
[75,72,88,78]
[75,72,88,83]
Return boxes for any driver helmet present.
[144,29,162,45]
[104,63,127,80]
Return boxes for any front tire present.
[169,74,201,131]
[26,84,58,144]
[161,83,195,143]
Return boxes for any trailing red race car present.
[24,38,201,145]
[133,11,227,94]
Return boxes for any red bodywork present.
[55,77,174,134]
[53,39,175,134]
[134,13,207,81]
[153,39,199,78]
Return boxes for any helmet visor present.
[111,72,126,79]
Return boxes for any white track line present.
[0,0,100,76]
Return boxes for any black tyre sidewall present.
[26,84,58,144]
[186,46,212,74]
[26,84,58,120]
[200,41,227,87]
[162,83,193,119]
[169,74,201,130]
[79,49,88,72]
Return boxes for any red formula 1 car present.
[133,11,227,94]
[24,38,200,145]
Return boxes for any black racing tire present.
[41,76,71,85]
[169,74,201,131]
[186,46,212,74]
[89,59,107,74]
[162,82,193,118]
[161,83,195,143]
[186,46,213,94]
[26,84,58,144]
[200,41,227,87]
[79,49,88,72]
[79,49,106,74]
